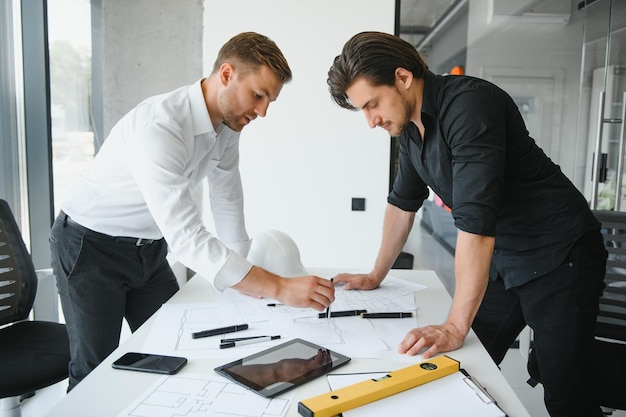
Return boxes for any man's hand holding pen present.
[232,266,335,312]
[273,274,335,311]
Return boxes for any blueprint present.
[141,275,424,359]
[117,373,292,417]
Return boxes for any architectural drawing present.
[118,373,291,417]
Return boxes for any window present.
[48,0,94,214]
[0,0,27,228]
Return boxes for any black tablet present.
[214,338,351,397]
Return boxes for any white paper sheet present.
[141,274,426,360]
[116,373,293,417]
[141,302,387,359]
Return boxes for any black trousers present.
[472,230,607,417]
[50,212,180,391]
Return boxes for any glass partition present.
[577,0,626,210]
[421,0,626,211]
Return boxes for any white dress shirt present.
[63,79,253,290]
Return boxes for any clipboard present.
[298,356,507,417]
[324,369,507,417]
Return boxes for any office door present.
[581,0,626,210]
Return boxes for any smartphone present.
[112,352,187,375]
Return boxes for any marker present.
[361,312,414,319]
[319,309,367,318]
[219,335,281,349]
[191,323,248,339]
[266,303,285,307]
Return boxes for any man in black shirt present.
[327,32,607,417]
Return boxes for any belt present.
[60,211,157,246]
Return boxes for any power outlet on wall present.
[352,197,366,211]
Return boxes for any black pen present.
[361,312,414,319]
[220,335,281,349]
[266,303,285,307]
[319,309,367,318]
[221,335,275,343]
[191,323,248,339]
[325,278,334,323]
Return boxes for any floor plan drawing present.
[141,275,423,359]
[118,373,292,417]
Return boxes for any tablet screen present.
[214,338,351,397]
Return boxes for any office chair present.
[526,209,626,414]
[0,199,70,417]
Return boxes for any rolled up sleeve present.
[446,91,506,237]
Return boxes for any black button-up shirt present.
[388,71,599,288]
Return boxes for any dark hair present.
[212,32,292,83]
[327,31,428,110]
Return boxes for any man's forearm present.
[232,266,281,299]
[446,230,494,336]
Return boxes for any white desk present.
[45,268,531,417]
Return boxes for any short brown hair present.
[327,31,428,110]
[212,32,292,83]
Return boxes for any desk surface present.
[45,268,531,417]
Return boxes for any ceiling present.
[398,0,461,47]
[398,0,575,48]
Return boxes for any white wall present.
[202,0,395,269]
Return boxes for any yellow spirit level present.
[298,355,460,417]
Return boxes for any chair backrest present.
[0,199,37,326]
[593,210,626,344]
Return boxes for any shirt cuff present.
[212,250,253,292]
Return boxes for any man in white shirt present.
[50,32,335,391]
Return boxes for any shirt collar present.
[420,70,442,121]
[189,78,216,136]
[401,71,441,143]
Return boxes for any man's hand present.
[397,322,466,358]
[232,266,335,312]
[396,231,493,359]
[275,275,335,311]
[332,273,383,290]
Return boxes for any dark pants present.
[472,230,607,417]
[49,212,179,391]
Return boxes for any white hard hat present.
[247,230,307,277]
